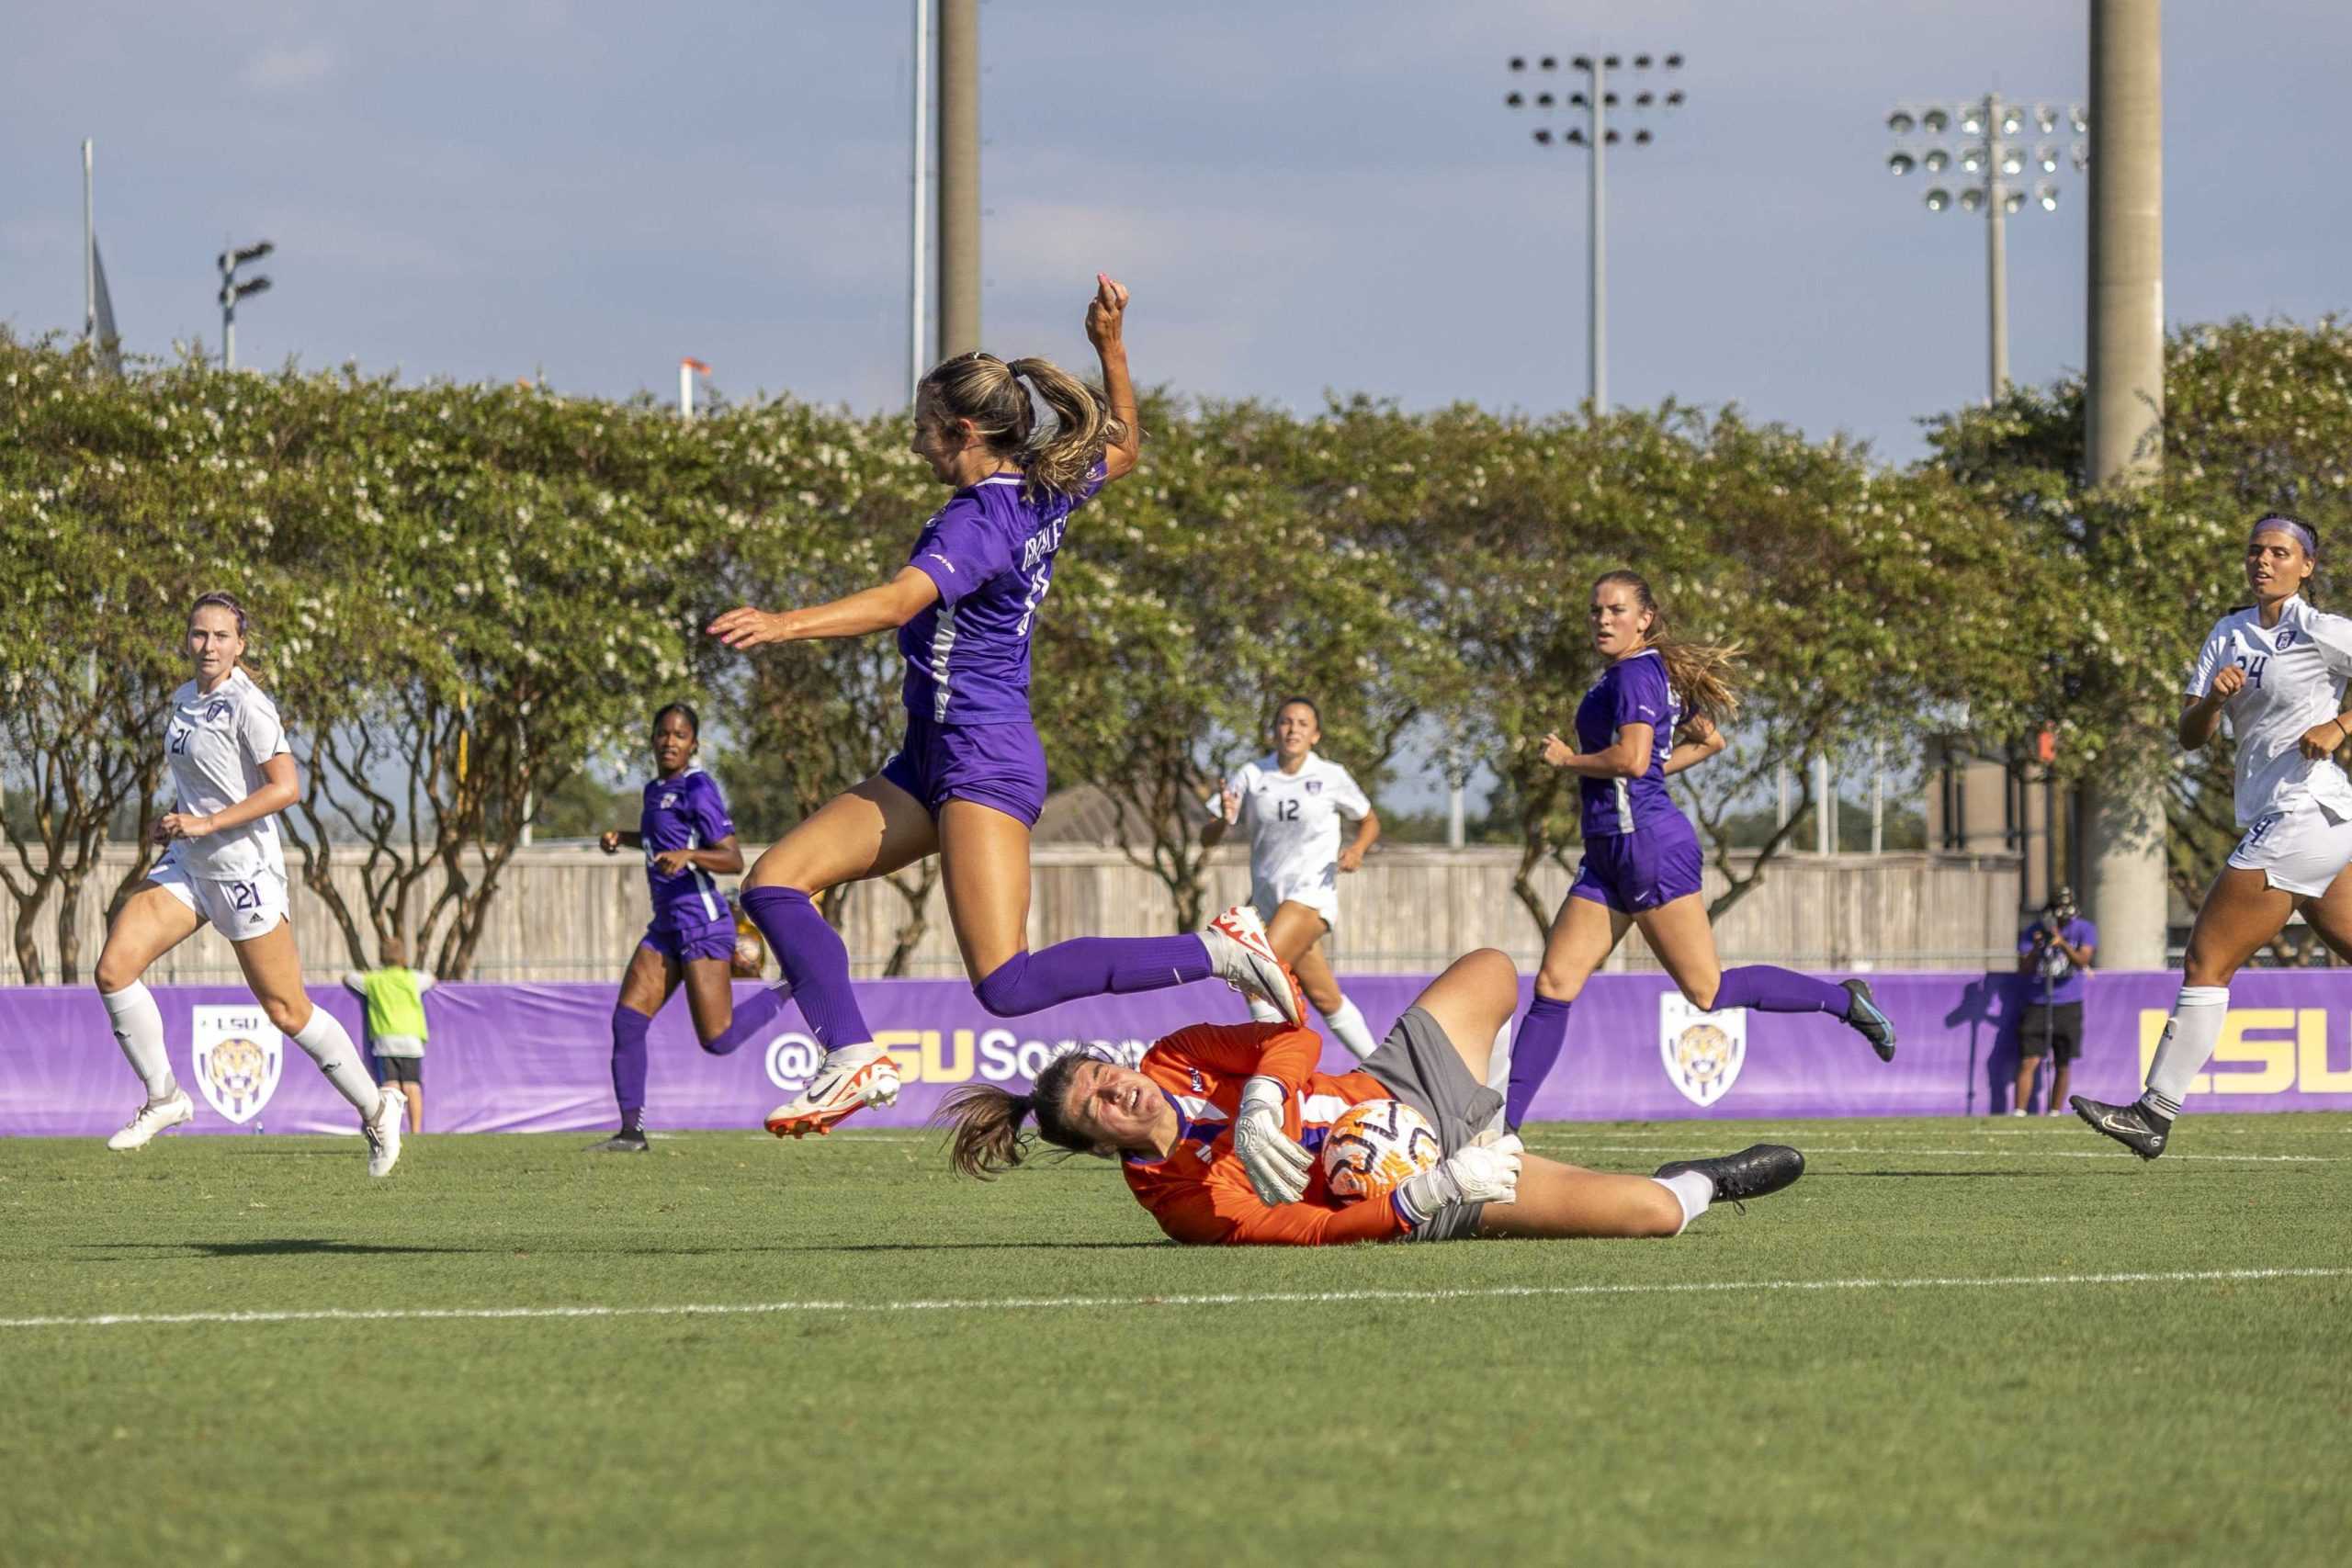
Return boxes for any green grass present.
[3,1116,2349,1567]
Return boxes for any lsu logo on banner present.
[192,1004,282,1124]
[2137,1008,2352,1097]
[1660,993,1745,1108]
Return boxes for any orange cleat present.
[763,1042,901,1139]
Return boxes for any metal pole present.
[82,141,95,347]
[2082,0,2168,971]
[909,0,932,398]
[1814,754,1833,855]
[1871,739,1885,854]
[936,0,981,358]
[1589,57,1607,412]
[679,360,694,420]
[1986,96,2010,400]
[1776,761,1791,829]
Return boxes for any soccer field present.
[3,1117,2347,1567]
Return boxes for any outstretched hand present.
[707,606,792,650]
[1084,274,1129,353]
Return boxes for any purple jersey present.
[898,466,1105,726]
[639,767,735,931]
[1575,649,1683,840]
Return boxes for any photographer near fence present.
[2014,887,2096,1116]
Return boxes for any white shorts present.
[1251,879,1338,931]
[2226,801,2352,897]
[152,858,290,942]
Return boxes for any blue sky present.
[9,1,2346,460]
[7,1,2346,807]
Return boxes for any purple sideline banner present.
[5,970,2352,1138]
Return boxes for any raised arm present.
[1086,275,1141,483]
[707,566,942,653]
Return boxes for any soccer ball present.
[1321,1099,1442,1205]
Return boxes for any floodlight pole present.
[1589,57,1606,412]
[1986,94,2010,399]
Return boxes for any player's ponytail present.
[1593,569,1742,729]
[1009,356,1122,501]
[919,351,1124,503]
[934,1051,1093,1179]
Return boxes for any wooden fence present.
[8,842,2023,986]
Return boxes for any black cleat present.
[1841,978,1897,1062]
[585,1130,650,1154]
[2071,1095,2169,1160]
[1652,1144,1805,1209]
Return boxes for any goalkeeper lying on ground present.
[937,948,1803,1245]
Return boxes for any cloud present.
[239,42,335,91]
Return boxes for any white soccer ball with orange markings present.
[1321,1099,1442,1205]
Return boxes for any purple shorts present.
[640,916,737,965]
[880,713,1049,827]
[1569,818,1705,914]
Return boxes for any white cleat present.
[106,1090,195,1150]
[764,1042,901,1139]
[1202,905,1306,1026]
[364,1087,406,1178]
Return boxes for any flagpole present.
[82,141,95,347]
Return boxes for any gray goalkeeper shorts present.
[1362,1006,1506,1243]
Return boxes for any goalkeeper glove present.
[1394,1131,1523,1231]
[1231,1076,1314,1204]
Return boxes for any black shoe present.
[1652,1144,1805,1208]
[1841,978,1897,1062]
[2071,1095,2169,1160]
[585,1130,650,1154]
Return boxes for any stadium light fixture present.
[216,239,274,371]
[1884,92,2087,400]
[1503,46,1690,412]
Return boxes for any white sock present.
[101,983,177,1100]
[1245,994,1284,1025]
[1651,1170,1713,1235]
[1320,995,1380,1060]
[290,1008,378,1115]
[2142,985,2228,1121]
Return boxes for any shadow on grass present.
[1824,1170,2146,1179]
[77,1238,490,1258]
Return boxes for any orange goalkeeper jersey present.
[1120,1021,1410,1247]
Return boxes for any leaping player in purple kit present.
[586,703,788,1152]
[1498,570,1899,1129]
[707,276,1302,1138]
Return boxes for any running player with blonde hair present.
[1499,570,1896,1130]
[708,276,1298,1138]
[94,592,406,1175]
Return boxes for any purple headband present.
[2252,514,2318,558]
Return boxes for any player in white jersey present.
[90,592,405,1175]
[1202,698,1384,1056]
[2077,514,2352,1158]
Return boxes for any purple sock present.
[1712,964,1852,1016]
[1503,996,1573,1132]
[611,1005,650,1132]
[700,985,787,1057]
[972,935,1212,1019]
[741,886,873,1050]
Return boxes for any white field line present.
[3,1266,2344,1334]
[1522,1141,2342,1164]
